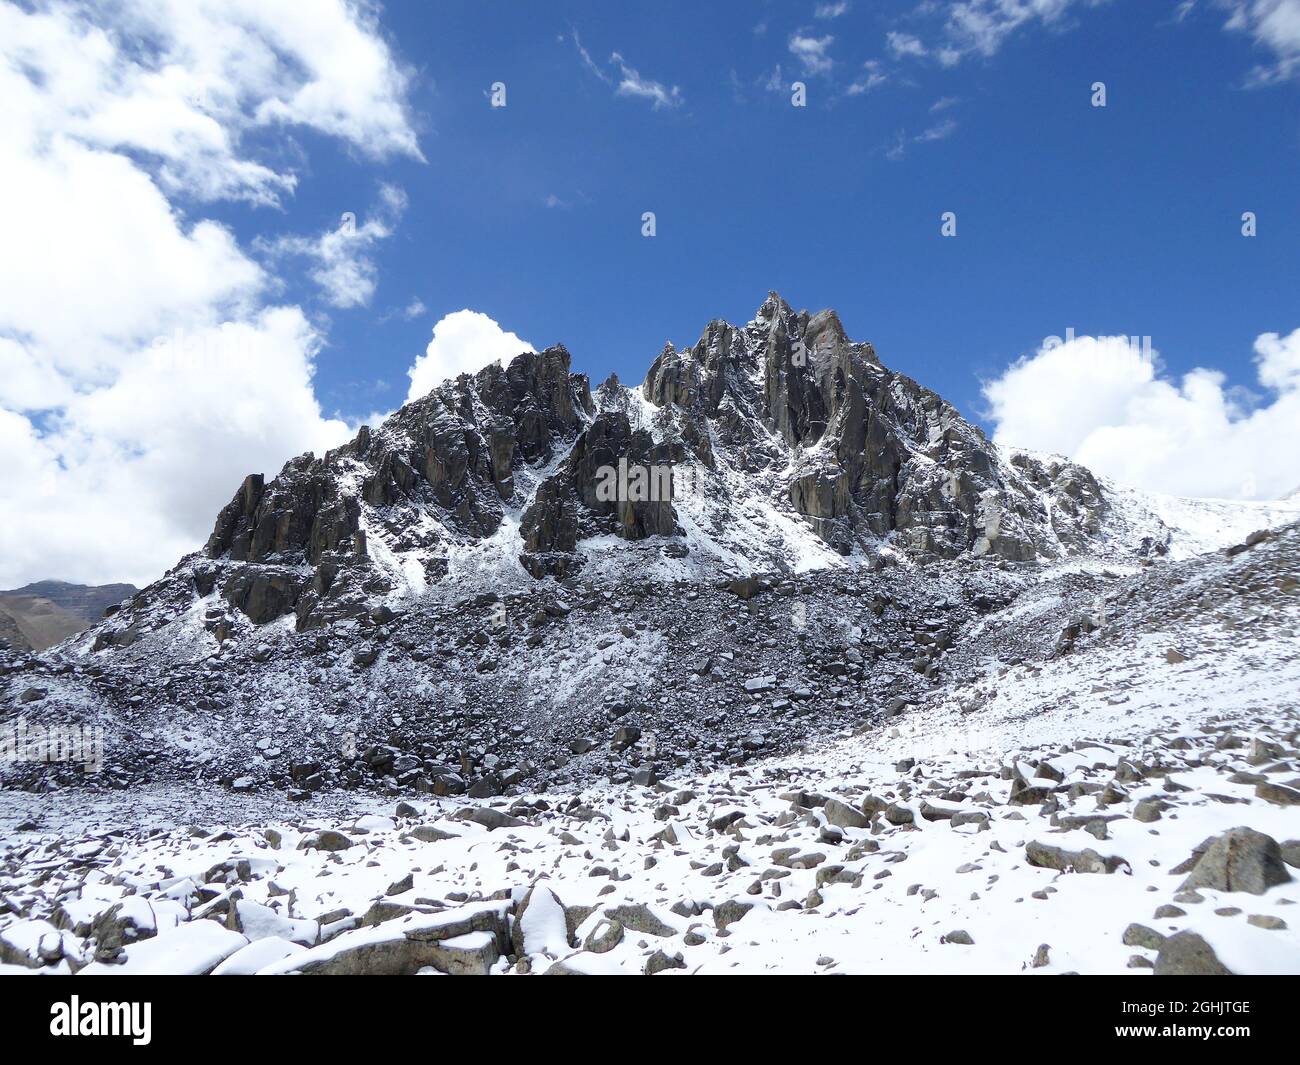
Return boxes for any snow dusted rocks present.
[2,623,1298,975]
[258,904,511,976]
[79,920,246,976]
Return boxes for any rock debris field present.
[3,585,1297,974]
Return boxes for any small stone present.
[1246,914,1286,930]
[1133,798,1164,823]
[1122,923,1165,950]
[644,949,686,975]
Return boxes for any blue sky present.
[261,0,1299,421]
[2,0,1299,586]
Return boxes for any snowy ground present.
[2,598,1296,975]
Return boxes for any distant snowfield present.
[1101,480,1300,561]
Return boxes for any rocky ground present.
[1,526,1296,975]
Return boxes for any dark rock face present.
[520,412,684,575]
[181,294,1109,624]
[642,292,1105,561]
[201,346,593,621]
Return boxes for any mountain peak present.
[128,297,1120,632]
[756,290,795,321]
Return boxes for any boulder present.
[1178,828,1291,896]
[1025,840,1129,874]
[1153,932,1233,976]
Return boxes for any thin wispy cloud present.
[789,31,836,75]
[729,68,749,103]
[887,30,929,58]
[611,52,684,109]
[915,117,958,142]
[815,1,852,19]
[1218,0,1300,85]
[570,30,611,84]
[570,31,683,108]
[913,0,1300,84]
[944,0,1076,61]
[886,0,1086,68]
[258,184,407,309]
[885,117,959,160]
[845,60,888,96]
[762,64,788,93]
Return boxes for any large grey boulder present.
[512,882,571,958]
[1178,827,1292,896]
[1026,840,1129,874]
[823,797,872,830]
[259,903,508,976]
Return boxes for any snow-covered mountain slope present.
[1100,479,1300,562]
[2,293,1297,799]
[2,521,1296,976]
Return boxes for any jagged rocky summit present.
[196,292,1105,630]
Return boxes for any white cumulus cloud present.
[0,0,420,588]
[983,329,1300,501]
[406,311,534,403]
[887,30,929,58]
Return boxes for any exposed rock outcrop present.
[116,295,1114,628]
